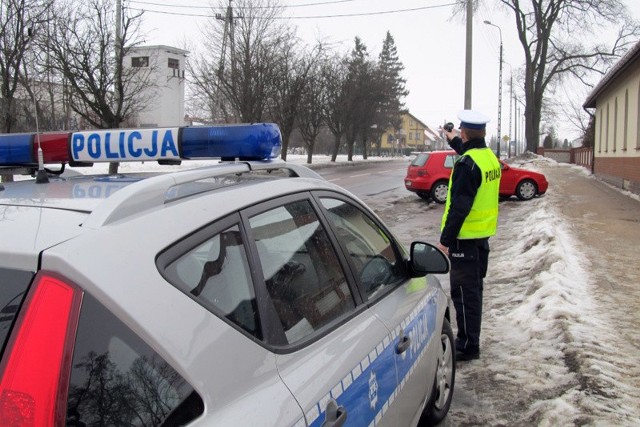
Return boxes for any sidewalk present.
[533,161,640,354]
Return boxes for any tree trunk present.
[331,134,341,162]
[306,145,313,164]
[360,136,368,160]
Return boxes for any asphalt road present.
[314,159,410,199]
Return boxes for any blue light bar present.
[0,134,34,165]
[0,123,283,169]
[181,123,281,160]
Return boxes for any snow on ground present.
[369,156,640,426]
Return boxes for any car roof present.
[0,160,341,270]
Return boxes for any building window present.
[636,82,640,149]
[605,103,609,153]
[131,56,149,67]
[623,89,628,151]
[598,109,603,153]
[168,58,180,69]
[613,97,618,152]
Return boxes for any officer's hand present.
[444,129,458,142]
[437,243,449,256]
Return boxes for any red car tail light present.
[417,170,427,177]
[0,273,83,426]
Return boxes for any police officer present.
[438,110,501,362]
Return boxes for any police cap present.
[457,110,490,130]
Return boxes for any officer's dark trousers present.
[449,238,490,354]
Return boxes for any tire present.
[417,192,430,200]
[430,181,449,204]
[516,179,537,201]
[420,318,455,426]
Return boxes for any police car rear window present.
[0,268,33,358]
[66,294,204,426]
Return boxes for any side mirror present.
[409,242,450,276]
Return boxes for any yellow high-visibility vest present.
[441,148,500,239]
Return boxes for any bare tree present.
[297,61,325,164]
[321,54,349,162]
[45,0,154,173]
[268,39,324,161]
[191,0,288,125]
[0,0,52,133]
[0,0,53,182]
[498,0,640,152]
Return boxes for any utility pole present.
[217,0,241,78]
[514,97,518,156]
[464,0,472,109]
[115,0,122,115]
[111,0,122,174]
[484,20,502,159]
[508,72,512,157]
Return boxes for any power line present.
[128,2,457,19]
[128,0,359,10]
[280,3,457,19]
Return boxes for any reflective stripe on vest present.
[441,148,501,239]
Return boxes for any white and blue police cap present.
[457,110,490,130]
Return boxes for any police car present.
[0,123,455,426]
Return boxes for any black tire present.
[420,318,455,426]
[516,179,537,201]
[417,192,430,200]
[430,181,449,204]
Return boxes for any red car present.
[404,150,548,203]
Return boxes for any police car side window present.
[319,198,404,299]
[67,294,204,426]
[163,224,260,338]
[249,200,355,344]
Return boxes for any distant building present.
[124,45,189,127]
[380,112,443,154]
[584,41,640,195]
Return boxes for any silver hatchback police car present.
[0,123,455,426]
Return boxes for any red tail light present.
[417,170,427,177]
[0,273,83,426]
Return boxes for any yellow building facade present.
[380,112,443,154]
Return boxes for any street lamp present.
[484,20,503,159]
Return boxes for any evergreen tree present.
[377,31,409,132]
[373,31,409,154]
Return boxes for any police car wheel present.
[516,179,537,201]
[419,318,455,426]
[430,181,448,204]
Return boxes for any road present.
[314,159,410,199]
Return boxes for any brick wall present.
[594,155,640,195]
[536,148,571,163]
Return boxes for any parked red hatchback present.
[404,150,548,203]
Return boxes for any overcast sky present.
[131,0,640,142]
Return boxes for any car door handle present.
[395,331,411,354]
[321,399,347,427]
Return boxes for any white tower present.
[124,45,189,127]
